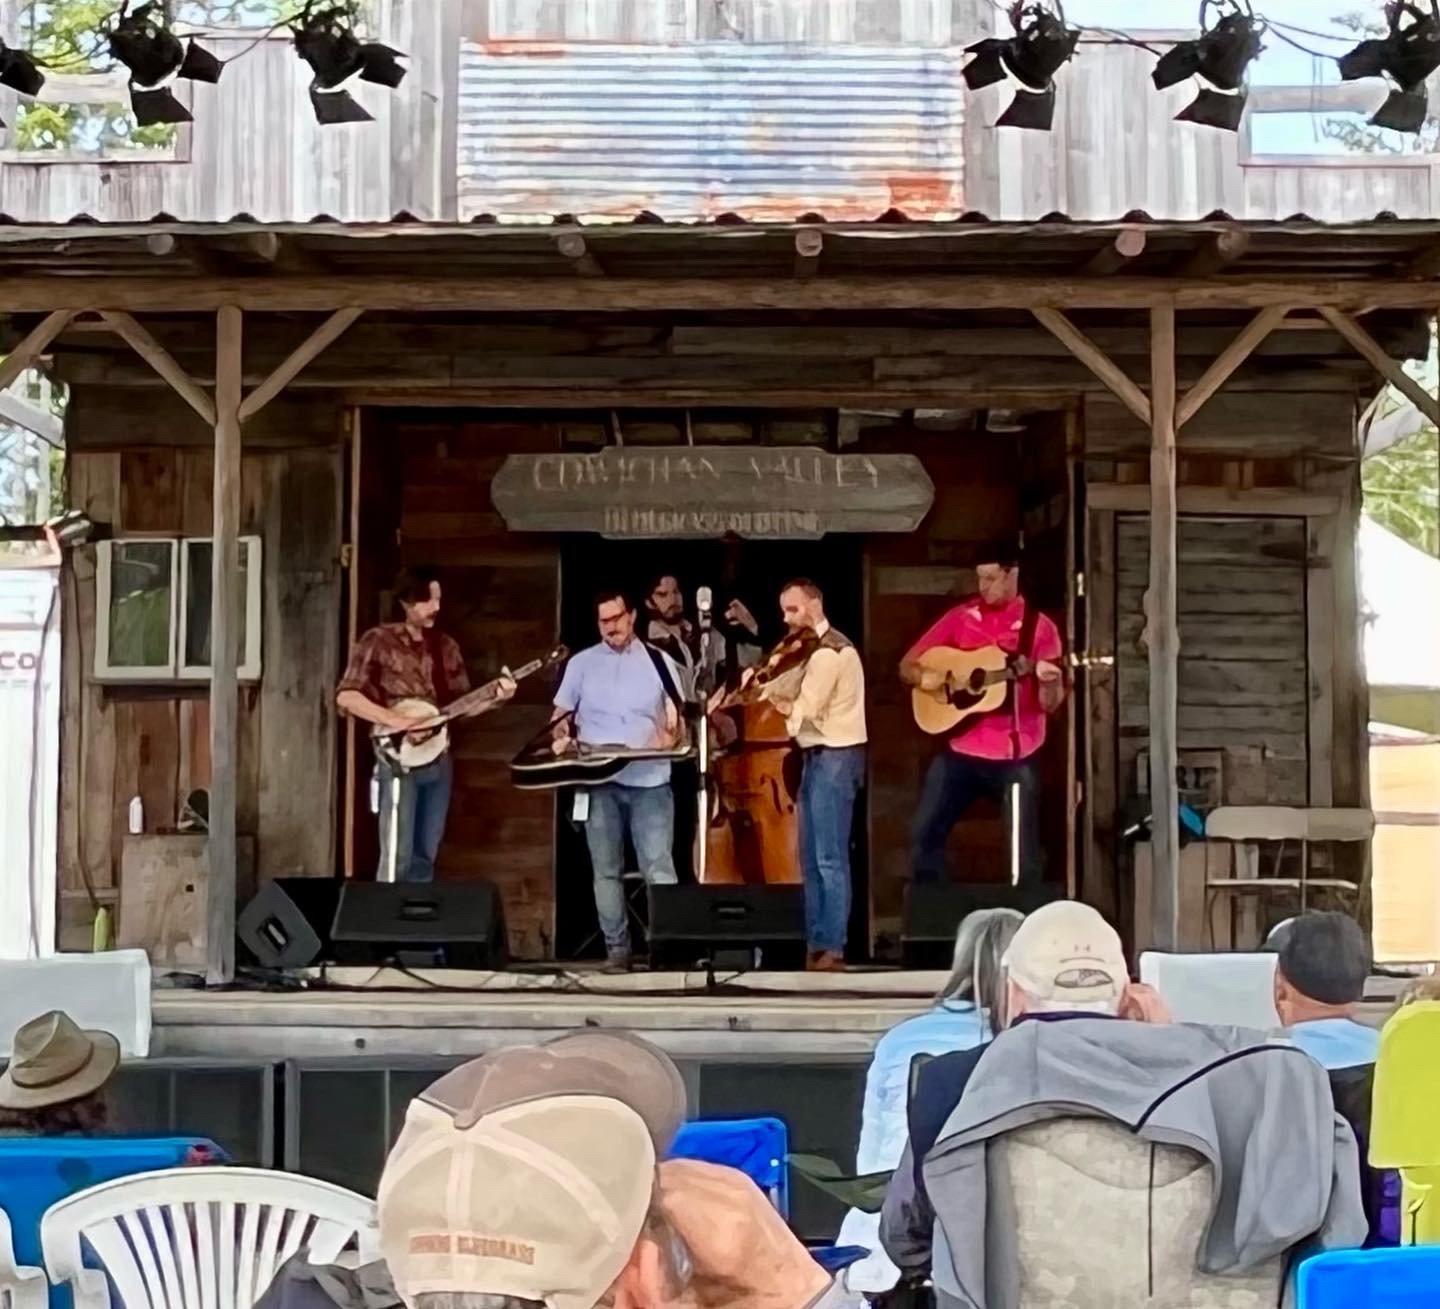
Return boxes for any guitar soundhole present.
[966,669,987,694]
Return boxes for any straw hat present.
[0,1011,120,1110]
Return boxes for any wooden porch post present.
[207,305,243,985]
[1148,304,1181,950]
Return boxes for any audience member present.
[1269,910,1378,1070]
[835,909,1022,1299]
[0,1010,117,1135]
[881,903,1369,1299]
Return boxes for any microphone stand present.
[694,602,713,885]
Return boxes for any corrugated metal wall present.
[458,41,964,222]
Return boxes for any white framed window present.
[95,536,262,682]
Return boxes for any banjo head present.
[388,697,448,769]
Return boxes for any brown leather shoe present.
[807,950,846,973]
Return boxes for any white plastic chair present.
[41,1168,377,1309]
[0,1206,48,1309]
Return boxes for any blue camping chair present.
[0,1137,225,1309]
[1296,1247,1440,1309]
[670,1117,789,1216]
[667,1118,865,1276]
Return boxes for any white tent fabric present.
[0,564,59,959]
[1360,515,1440,691]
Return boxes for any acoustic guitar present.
[373,644,568,771]
[911,646,1104,736]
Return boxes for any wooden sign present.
[490,447,935,538]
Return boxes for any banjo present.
[374,644,568,771]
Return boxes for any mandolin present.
[911,645,1104,736]
[374,644,568,771]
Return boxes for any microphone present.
[696,585,713,632]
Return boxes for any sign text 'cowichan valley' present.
[490,447,935,539]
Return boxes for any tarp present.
[0,564,59,958]
[1360,516,1440,692]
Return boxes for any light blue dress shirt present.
[553,639,680,788]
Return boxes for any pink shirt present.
[906,596,1063,761]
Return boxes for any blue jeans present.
[911,752,1042,886]
[584,782,677,956]
[375,754,452,883]
[798,745,865,954]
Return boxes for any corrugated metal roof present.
[457,41,965,223]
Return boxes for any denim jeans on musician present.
[375,753,453,883]
[584,782,678,956]
[910,751,1042,886]
[798,745,866,954]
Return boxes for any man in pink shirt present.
[899,546,1065,887]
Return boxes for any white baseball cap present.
[378,1094,655,1309]
[1001,900,1128,1006]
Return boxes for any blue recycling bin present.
[1296,1246,1440,1309]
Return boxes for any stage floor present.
[152,966,951,1059]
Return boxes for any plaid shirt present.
[337,623,470,709]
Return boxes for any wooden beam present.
[1176,305,1290,428]
[1401,240,1440,280]
[10,275,1440,313]
[556,233,604,277]
[0,390,64,446]
[1086,484,1340,516]
[1319,306,1440,427]
[794,229,824,278]
[237,308,364,421]
[0,310,75,392]
[1148,303,1181,953]
[1179,229,1250,278]
[1032,308,1152,425]
[206,304,243,988]
[1081,229,1146,277]
[98,310,216,425]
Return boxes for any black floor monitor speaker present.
[902,881,1063,969]
[237,877,343,970]
[648,885,807,970]
[331,882,508,969]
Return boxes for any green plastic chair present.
[1370,999,1440,1244]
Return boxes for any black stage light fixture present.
[293,1,406,123]
[0,43,45,97]
[963,2,1079,131]
[110,3,224,127]
[1338,2,1440,136]
[1153,0,1264,132]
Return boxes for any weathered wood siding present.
[58,437,342,947]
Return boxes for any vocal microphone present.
[696,585,714,632]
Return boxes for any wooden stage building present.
[11,214,1433,980]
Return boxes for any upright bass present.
[698,627,819,885]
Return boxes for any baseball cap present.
[1267,910,1371,1006]
[379,1094,654,1309]
[1001,900,1128,1005]
[418,1032,687,1150]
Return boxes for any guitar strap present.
[642,641,686,714]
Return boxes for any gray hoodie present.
[912,1018,1368,1309]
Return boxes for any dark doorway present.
[554,535,866,960]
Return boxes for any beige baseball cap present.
[379,1093,656,1309]
[1001,900,1128,1006]
[418,1032,687,1150]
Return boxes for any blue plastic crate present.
[1296,1246,1440,1308]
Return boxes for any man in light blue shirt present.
[553,589,683,969]
[1271,911,1380,1070]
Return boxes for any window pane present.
[185,540,251,668]
[108,542,173,668]
[1250,111,1424,158]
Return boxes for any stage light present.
[292,1,406,122]
[1338,2,1440,136]
[179,40,223,84]
[963,2,1079,132]
[0,43,45,97]
[1153,0,1264,132]
[109,3,222,128]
